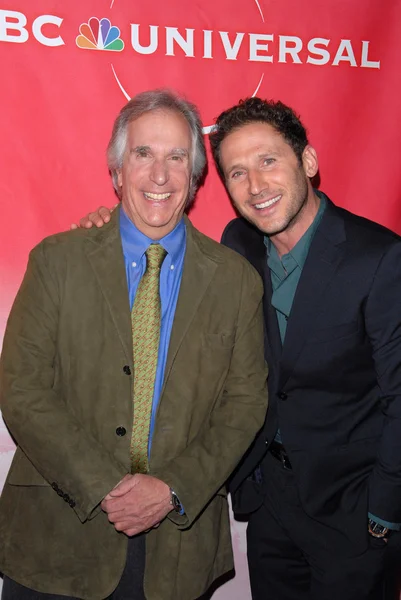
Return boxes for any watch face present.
[369,520,389,537]
[170,490,182,513]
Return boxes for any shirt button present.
[170,265,175,270]
[278,391,288,401]
[132,262,137,268]
[123,365,131,375]
[116,426,127,437]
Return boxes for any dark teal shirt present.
[265,192,326,343]
[266,192,326,446]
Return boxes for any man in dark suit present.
[73,96,401,599]
[209,97,401,600]
[0,91,268,600]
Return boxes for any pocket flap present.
[6,448,50,487]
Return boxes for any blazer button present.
[51,482,59,491]
[123,365,131,375]
[116,426,127,437]
[69,499,76,508]
[278,391,288,401]
[63,493,70,503]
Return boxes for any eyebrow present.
[226,163,245,176]
[225,151,281,175]
[130,145,150,154]
[170,148,189,157]
[129,146,189,157]
[257,151,280,158]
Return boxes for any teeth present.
[255,195,281,209]
[144,192,171,200]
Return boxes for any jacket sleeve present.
[365,240,401,522]
[152,261,269,528]
[0,242,128,523]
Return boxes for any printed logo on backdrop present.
[76,17,124,51]
[74,0,268,133]
[0,2,381,131]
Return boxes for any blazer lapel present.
[242,225,282,365]
[85,208,133,364]
[279,201,347,389]
[161,216,218,392]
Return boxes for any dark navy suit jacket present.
[222,197,401,555]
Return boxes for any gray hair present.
[107,89,207,207]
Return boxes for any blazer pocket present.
[202,332,235,349]
[307,321,359,344]
[6,448,50,487]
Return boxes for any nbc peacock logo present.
[76,17,124,51]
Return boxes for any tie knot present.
[145,244,167,270]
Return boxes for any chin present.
[145,211,172,223]
[247,213,274,232]
[255,218,287,236]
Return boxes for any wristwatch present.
[170,488,184,515]
[368,518,389,538]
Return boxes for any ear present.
[302,145,319,178]
[116,169,123,188]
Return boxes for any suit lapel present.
[85,208,133,364]
[279,201,347,388]
[162,217,218,392]
[263,267,283,364]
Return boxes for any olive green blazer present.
[0,209,268,600]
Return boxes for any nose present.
[248,169,263,196]
[150,159,169,186]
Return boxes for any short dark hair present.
[209,97,309,180]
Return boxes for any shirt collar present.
[264,190,327,269]
[119,206,186,264]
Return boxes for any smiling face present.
[219,122,318,241]
[117,109,192,239]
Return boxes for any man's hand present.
[101,473,172,536]
[70,204,118,230]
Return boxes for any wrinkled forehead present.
[126,108,192,147]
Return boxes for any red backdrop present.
[1,0,401,338]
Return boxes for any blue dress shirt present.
[120,207,186,456]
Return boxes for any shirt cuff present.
[368,512,401,531]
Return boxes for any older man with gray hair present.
[0,90,268,600]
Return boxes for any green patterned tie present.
[130,243,167,474]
